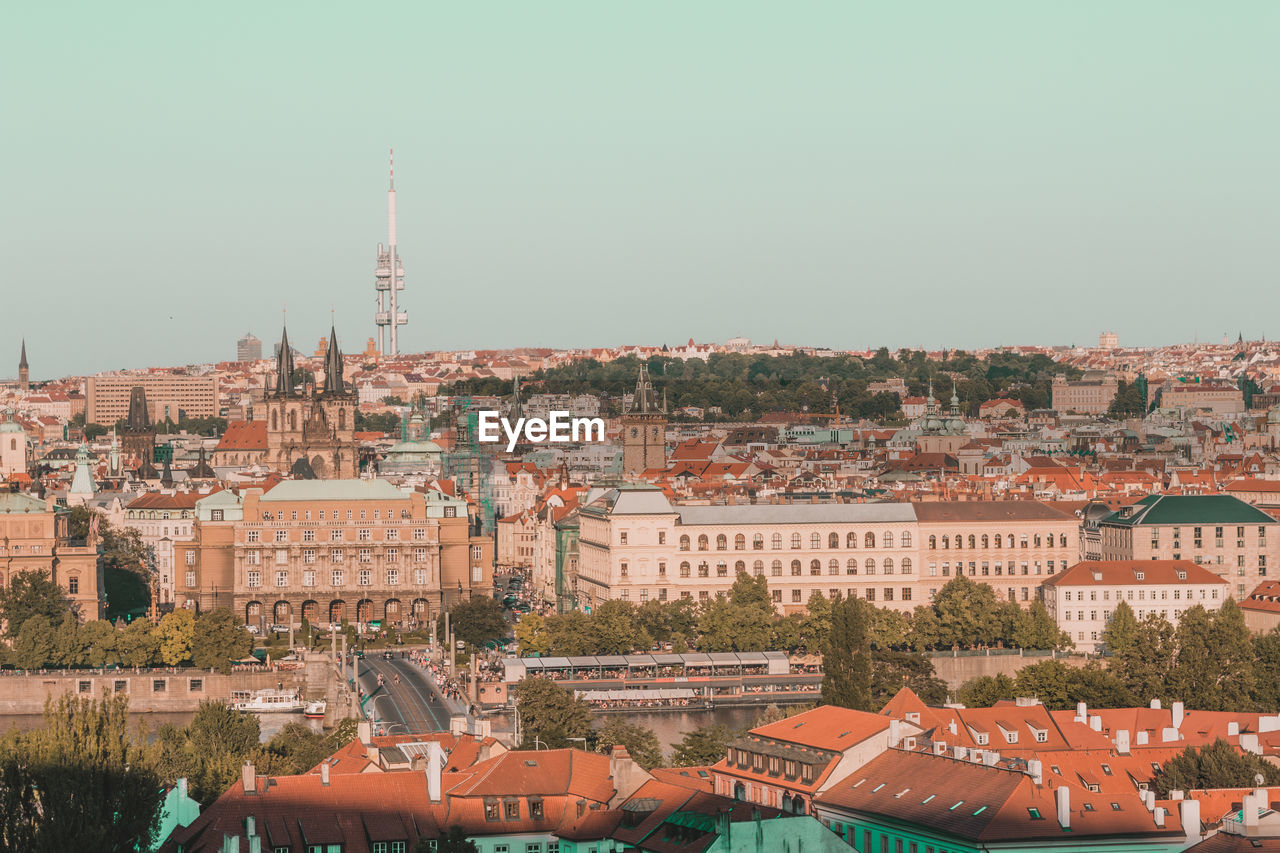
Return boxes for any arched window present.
[271,410,278,431]
[753,533,764,550]
[1020,535,1029,548]
[1034,534,1042,547]
[1059,533,1068,548]
[679,535,690,551]
[864,532,875,548]
[338,408,346,429]
[902,532,912,548]
[828,559,839,575]
[771,560,782,576]
[791,560,802,576]
[680,562,691,577]
[829,532,839,549]
[698,535,709,551]
[810,532,821,549]
[771,533,783,550]
[981,534,989,548]
[929,535,937,550]
[735,560,746,574]
[884,558,894,575]
[753,560,764,576]
[994,534,1002,548]
[942,535,950,549]
[901,558,913,574]
[847,532,857,548]
[716,534,728,551]
[884,531,894,548]
[847,558,858,575]
[810,559,821,576]
[734,782,746,801]
[968,535,976,549]
[698,563,709,578]
[865,558,876,575]
[734,534,746,550]
[791,533,801,549]
[288,410,297,431]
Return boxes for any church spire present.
[321,325,344,395]
[18,339,27,370]
[274,325,296,396]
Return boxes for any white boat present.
[303,699,327,719]
[230,689,305,713]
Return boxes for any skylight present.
[872,783,886,792]
[949,801,965,811]
[1028,808,1043,820]
[1083,803,1095,811]
[922,795,936,804]
[972,806,988,816]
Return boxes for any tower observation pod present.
[374,149,408,356]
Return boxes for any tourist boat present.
[303,699,327,719]
[230,689,305,713]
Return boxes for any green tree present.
[544,610,597,656]
[870,649,948,706]
[871,608,912,649]
[1011,599,1072,650]
[822,595,873,710]
[798,591,833,650]
[11,614,57,669]
[513,676,594,749]
[956,673,1017,707]
[0,695,163,852]
[595,718,664,770]
[418,826,479,853]
[80,620,121,668]
[155,609,196,666]
[928,574,1002,648]
[1152,738,1280,796]
[1207,598,1256,711]
[593,600,651,655]
[514,611,551,656]
[671,723,735,767]
[259,722,333,776]
[0,570,74,636]
[443,597,509,648]
[117,618,158,667]
[1101,599,1138,655]
[51,617,86,667]
[1112,613,1176,702]
[152,700,262,806]
[1252,628,1280,710]
[191,609,254,674]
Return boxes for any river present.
[600,706,768,752]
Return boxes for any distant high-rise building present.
[85,374,219,424]
[374,150,408,356]
[237,333,262,362]
[17,339,28,393]
[1099,331,1119,350]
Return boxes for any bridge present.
[356,655,458,735]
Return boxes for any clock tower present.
[621,364,667,478]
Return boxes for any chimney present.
[888,719,902,748]
[1075,701,1087,723]
[1115,730,1130,754]
[245,816,255,837]
[427,740,444,802]
[948,720,958,736]
[178,777,189,800]
[953,746,968,761]
[1153,807,1166,828]
[1143,790,1156,811]
[1161,727,1178,743]
[1241,733,1261,755]
[1150,699,1162,710]
[1228,721,1240,737]
[367,744,381,767]
[1172,701,1185,729]
[1244,792,1261,827]
[1136,731,1150,746]
[932,742,947,756]
[321,761,330,786]
[1027,759,1043,785]
[1169,790,1184,801]
[222,836,241,853]
[1180,798,1201,842]
[358,720,372,745]
[1089,716,1102,732]
[716,807,732,844]
[249,839,261,853]
[983,751,999,767]
[241,761,256,795]
[1056,785,1070,830]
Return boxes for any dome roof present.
[0,410,21,433]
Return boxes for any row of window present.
[1063,587,1217,602]
[259,506,408,522]
[616,587,919,604]
[244,568,431,588]
[651,558,916,578]
[245,548,432,565]
[247,527,431,543]
[677,531,913,551]
[928,533,1068,550]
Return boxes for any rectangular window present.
[414,528,427,540]
[359,569,372,586]
[304,549,316,564]
[274,529,288,543]
[247,570,261,588]
[247,530,260,543]
[304,570,316,587]
[189,678,203,692]
[387,569,399,586]
[414,548,428,563]
[332,570,344,586]
[186,551,196,565]
[386,528,399,541]
[505,801,520,820]
[359,548,372,563]
[415,569,427,585]
[275,571,288,588]
[247,550,261,566]
[185,571,196,587]
[331,549,344,563]
[359,529,372,542]
[303,529,315,542]
[152,679,166,693]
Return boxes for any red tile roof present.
[215,420,267,451]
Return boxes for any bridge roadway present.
[357,655,454,735]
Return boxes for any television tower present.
[374,149,408,355]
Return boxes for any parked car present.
[269,624,290,634]
[243,624,260,635]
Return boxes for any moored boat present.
[230,689,305,713]
[303,699,327,719]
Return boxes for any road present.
[357,655,453,735]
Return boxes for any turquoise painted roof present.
[260,479,409,502]
[0,492,47,514]
[1102,494,1276,526]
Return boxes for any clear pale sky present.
[4,2,1279,378]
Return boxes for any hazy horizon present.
[6,2,1280,377]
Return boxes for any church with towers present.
[621,364,668,477]
[263,325,358,479]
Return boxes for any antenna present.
[389,147,394,189]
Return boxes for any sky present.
[4,2,1280,378]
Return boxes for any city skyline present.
[7,3,1280,376]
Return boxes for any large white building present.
[576,486,920,613]
[1042,560,1229,652]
